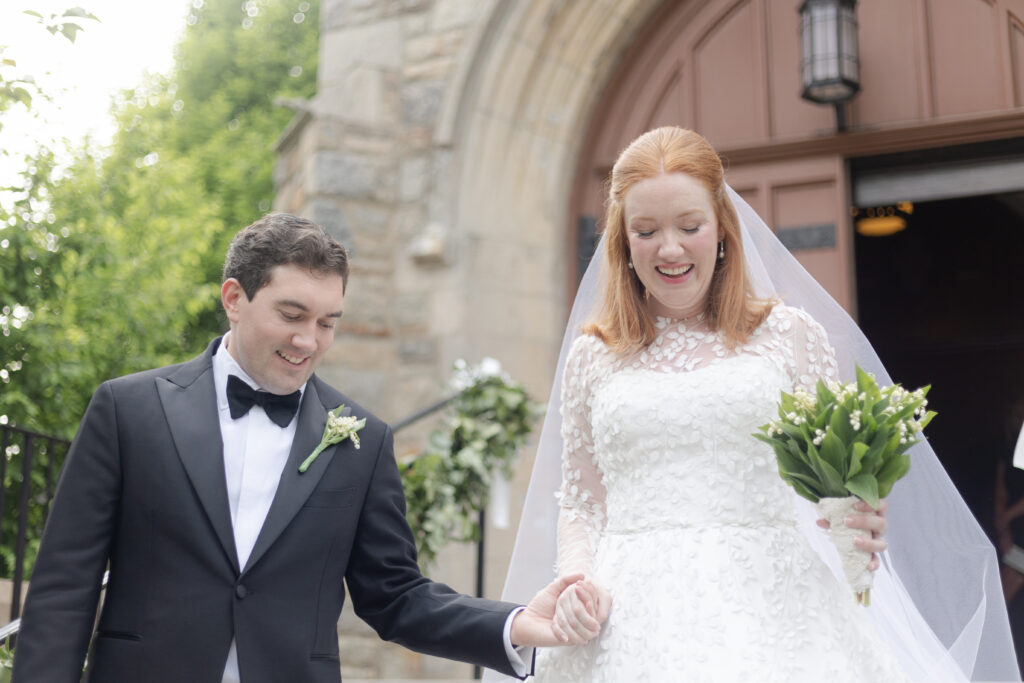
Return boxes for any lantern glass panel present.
[840,8,859,82]
[800,0,860,103]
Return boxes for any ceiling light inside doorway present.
[853,203,912,236]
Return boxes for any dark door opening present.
[854,188,1024,662]
[855,190,1024,535]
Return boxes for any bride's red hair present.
[584,127,773,352]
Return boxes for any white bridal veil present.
[490,187,1019,681]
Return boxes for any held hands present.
[817,498,888,572]
[509,572,611,648]
[553,575,610,645]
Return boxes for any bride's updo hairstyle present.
[585,126,773,352]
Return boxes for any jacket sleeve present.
[344,425,526,678]
[14,381,122,682]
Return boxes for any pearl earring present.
[627,260,634,269]
[718,240,725,259]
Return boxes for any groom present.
[13,214,604,682]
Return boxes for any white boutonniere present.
[298,405,367,473]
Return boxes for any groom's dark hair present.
[223,213,350,299]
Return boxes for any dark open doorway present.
[853,183,1024,664]
[854,190,1024,538]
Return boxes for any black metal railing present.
[0,424,70,622]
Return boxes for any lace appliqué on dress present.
[540,305,906,683]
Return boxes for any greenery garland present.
[400,359,544,567]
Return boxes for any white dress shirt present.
[214,335,302,683]
[212,335,529,681]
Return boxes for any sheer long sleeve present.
[555,335,608,575]
[780,306,840,393]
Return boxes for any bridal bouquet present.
[753,366,935,604]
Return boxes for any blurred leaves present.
[1,0,319,438]
[0,0,319,577]
[25,7,101,43]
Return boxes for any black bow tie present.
[226,374,301,428]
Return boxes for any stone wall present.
[274,0,663,677]
[276,1,504,678]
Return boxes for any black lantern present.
[799,0,860,131]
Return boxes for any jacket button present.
[236,584,248,599]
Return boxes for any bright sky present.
[0,0,191,185]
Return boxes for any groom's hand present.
[510,572,609,647]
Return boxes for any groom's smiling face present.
[221,264,346,395]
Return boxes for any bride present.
[490,127,1019,681]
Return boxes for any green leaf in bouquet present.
[891,401,918,423]
[787,469,827,494]
[765,438,794,464]
[858,429,888,476]
[877,454,911,498]
[871,397,891,421]
[812,407,830,431]
[819,430,848,478]
[919,409,937,431]
[894,438,920,457]
[785,439,808,463]
[787,475,823,503]
[778,422,806,441]
[799,420,816,444]
[805,440,846,496]
[881,431,902,461]
[816,379,836,409]
[829,404,854,444]
[775,441,817,481]
[863,405,878,432]
[789,475,825,503]
[855,365,877,395]
[779,391,797,415]
[845,472,880,509]
[848,441,868,479]
[754,434,796,465]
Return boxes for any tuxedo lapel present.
[242,378,339,573]
[156,339,240,573]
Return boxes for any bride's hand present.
[552,575,611,645]
[817,498,889,571]
[510,572,605,647]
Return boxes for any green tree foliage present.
[1,0,318,435]
[1,6,101,430]
[0,0,319,578]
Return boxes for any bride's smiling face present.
[623,172,721,319]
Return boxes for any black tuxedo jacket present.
[14,338,524,682]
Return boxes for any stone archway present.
[437,0,668,595]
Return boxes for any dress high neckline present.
[654,312,707,329]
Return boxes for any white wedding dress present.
[535,304,911,683]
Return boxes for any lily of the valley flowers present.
[298,405,366,473]
[753,366,936,605]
